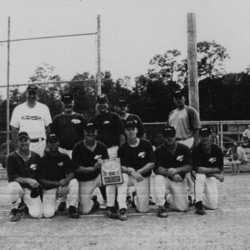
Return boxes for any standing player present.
[106,119,155,221]
[6,131,42,222]
[36,134,79,219]
[154,126,192,218]
[168,90,201,204]
[72,122,109,214]
[52,93,86,159]
[10,85,52,157]
[192,126,224,215]
[88,94,125,208]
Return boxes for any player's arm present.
[15,177,40,189]
[75,162,102,174]
[136,162,155,175]
[39,178,65,189]
[192,128,200,147]
[11,126,19,149]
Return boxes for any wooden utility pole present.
[97,15,101,96]
[187,13,199,113]
[6,17,10,156]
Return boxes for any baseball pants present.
[30,140,46,157]
[195,173,218,210]
[154,175,189,212]
[106,173,150,213]
[7,182,43,219]
[79,174,103,214]
[42,179,79,218]
[178,137,194,202]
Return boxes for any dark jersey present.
[7,151,40,189]
[192,143,224,172]
[121,113,145,139]
[52,113,86,150]
[36,152,74,188]
[154,143,192,179]
[118,139,155,178]
[72,140,109,182]
[88,112,124,148]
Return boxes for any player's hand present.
[58,179,69,186]
[131,171,144,182]
[93,162,102,171]
[171,174,182,182]
[165,168,177,178]
[197,167,210,174]
[28,179,40,189]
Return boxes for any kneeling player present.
[7,131,43,222]
[72,122,109,214]
[154,126,192,218]
[106,119,155,221]
[37,134,79,218]
[192,126,224,215]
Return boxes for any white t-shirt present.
[168,108,193,140]
[10,101,52,139]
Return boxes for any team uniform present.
[192,143,224,209]
[107,139,155,213]
[52,113,86,158]
[6,151,43,219]
[72,140,109,214]
[10,102,52,156]
[36,152,79,218]
[168,105,200,202]
[154,143,192,211]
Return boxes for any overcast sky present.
[0,0,250,95]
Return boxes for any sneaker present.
[195,201,206,215]
[58,202,67,212]
[149,196,156,205]
[126,195,132,206]
[119,208,128,221]
[131,191,137,208]
[18,201,29,214]
[99,200,107,210]
[107,207,119,219]
[91,195,100,210]
[158,207,168,218]
[10,208,21,222]
[68,206,79,219]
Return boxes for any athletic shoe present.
[58,202,67,212]
[158,207,168,218]
[68,206,79,219]
[91,195,100,209]
[107,207,119,219]
[149,196,156,205]
[164,199,170,209]
[131,191,137,208]
[10,208,21,222]
[99,200,107,210]
[195,201,206,215]
[119,208,128,221]
[126,195,132,206]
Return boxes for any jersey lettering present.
[21,116,42,120]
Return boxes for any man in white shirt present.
[10,85,52,157]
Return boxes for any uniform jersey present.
[168,106,200,140]
[36,152,75,189]
[88,112,124,148]
[7,151,40,188]
[10,102,52,139]
[52,113,86,150]
[118,139,155,177]
[121,113,145,139]
[72,140,109,182]
[154,143,192,179]
[192,143,224,172]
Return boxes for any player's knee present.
[30,207,43,219]
[79,206,91,215]
[69,178,78,188]
[7,182,22,195]
[43,208,55,218]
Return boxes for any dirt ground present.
[0,174,250,250]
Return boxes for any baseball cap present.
[97,94,108,104]
[125,119,137,129]
[163,125,176,137]
[26,85,38,93]
[85,122,97,131]
[48,134,58,143]
[17,131,30,140]
[199,126,212,136]
[61,93,73,103]
[174,90,184,98]
[118,98,127,107]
